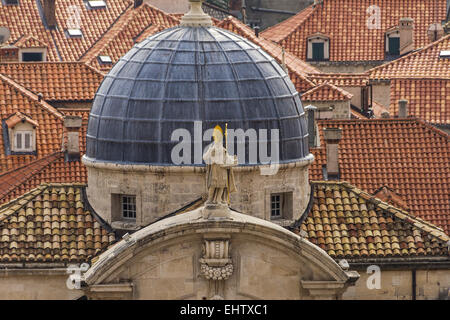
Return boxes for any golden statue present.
[203,125,237,205]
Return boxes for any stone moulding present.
[82,154,315,173]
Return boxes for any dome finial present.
[181,0,212,27]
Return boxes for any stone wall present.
[0,270,83,300]
[371,82,391,107]
[84,158,313,227]
[246,0,313,30]
[309,101,351,119]
[310,62,383,74]
[343,268,450,300]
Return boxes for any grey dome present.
[86,26,309,166]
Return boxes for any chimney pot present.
[42,0,56,29]
[305,105,318,148]
[398,99,408,118]
[323,127,342,179]
[399,17,414,55]
[134,0,143,8]
[64,116,82,160]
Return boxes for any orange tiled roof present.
[373,185,410,211]
[0,73,64,173]
[0,108,90,204]
[216,16,319,93]
[308,73,369,87]
[82,3,180,72]
[0,152,61,202]
[0,62,104,102]
[0,184,116,264]
[299,182,449,260]
[262,0,448,62]
[0,0,133,61]
[301,82,353,102]
[369,34,450,80]
[311,119,450,234]
[14,35,47,48]
[390,78,450,125]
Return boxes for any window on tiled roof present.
[3,113,37,155]
[98,55,112,64]
[307,34,329,62]
[2,0,19,5]
[21,52,44,62]
[66,29,83,38]
[87,0,107,10]
[439,50,450,58]
[385,30,400,57]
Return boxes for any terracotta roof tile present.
[0,0,133,61]
[0,184,116,264]
[301,82,353,101]
[216,16,318,93]
[0,73,64,173]
[14,35,47,48]
[369,35,450,80]
[0,62,104,102]
[0,152,61,202]
[308,73,369,87]
[82,3,180,72]
[389,79,450,125]
[299,182,450,259]
[310,119,450,233]
[262,0,447,62]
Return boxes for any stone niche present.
[83,156,314,227]
[82,208,358,300]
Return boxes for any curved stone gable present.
[83,208,358,300]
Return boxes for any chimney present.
[254,26,260,37]
[305,105,318,148]
[427,23,444,42]
[134,0,143,8]
[398,99,408,118]
[64,116,82,161]
[399,18,414,55]
[42,0,57,29]
[323,127,342,180]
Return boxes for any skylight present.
[87,0,107,9]
[98,55,112,64]
[439,50,450,58]
[67,29,83,38]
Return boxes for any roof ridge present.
[80,1,135,62]
[0,73,64,120]
[0,184,48,222]
[0,152,61,179]
[0,153,63,202]
[313,181,450,242]
[368,34,450,78]
[217,16,319,85]
[261,3,316,42]
[302,81,353,99]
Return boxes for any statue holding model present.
[203,125,238,206]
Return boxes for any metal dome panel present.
[86,26,309,166]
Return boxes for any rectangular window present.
[121,195,136,219]
[388,37,400,56]
[22,52,43,62]
[312,42,324,61]
[14,131,33,152]
[271,194,282,219]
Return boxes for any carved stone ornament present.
[199,237,233,281]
